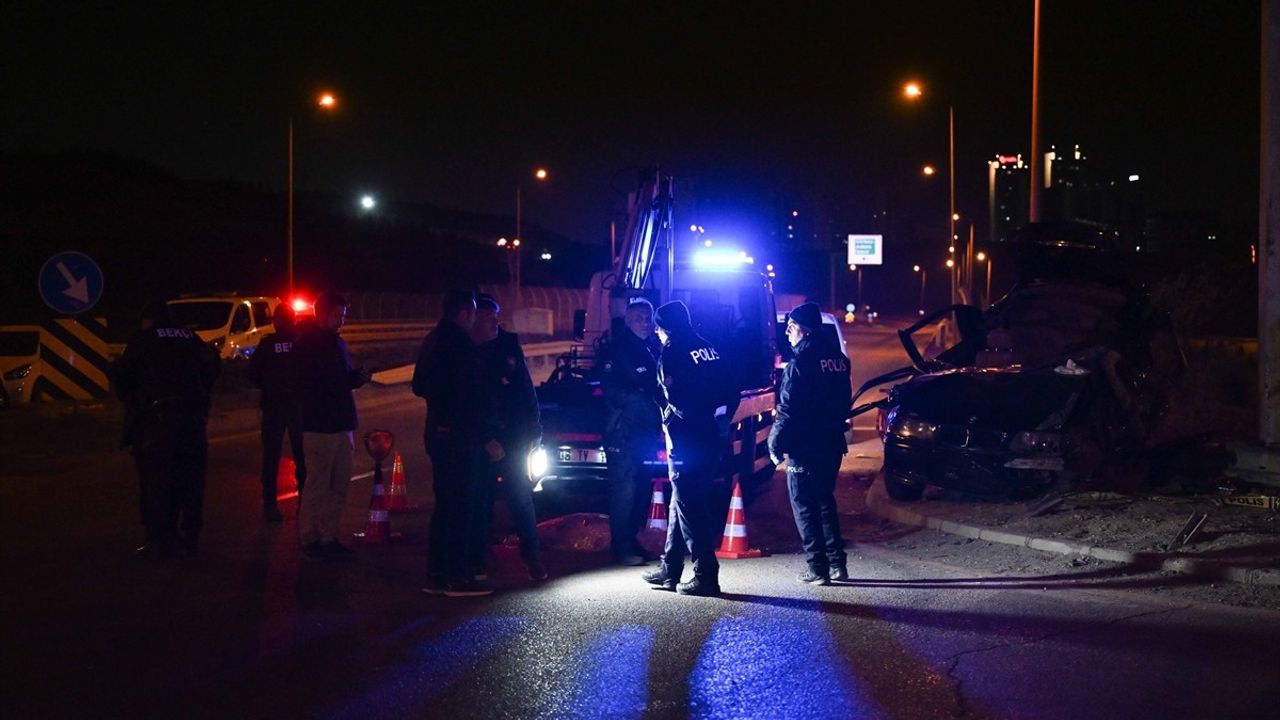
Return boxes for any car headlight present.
[527,447,549,480]
[1010,431,1061,454]
[4,363,32,381]
[890,414,938,441]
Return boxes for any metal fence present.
[342,286,588,338]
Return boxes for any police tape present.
[1219,495,1280,511]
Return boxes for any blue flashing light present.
[692,249,754,269]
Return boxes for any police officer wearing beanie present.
[469,293,547,582]
[413,289,491,597]
[249,304,306,522]
[113,300,220,557]
[642,300,739,597]
[769,302,852,585]
[600,297,664,566]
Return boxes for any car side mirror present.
[572,309,586,341]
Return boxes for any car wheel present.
[884,471,925,502]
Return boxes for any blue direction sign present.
[38,251,104,315]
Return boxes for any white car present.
[166,296,281,360]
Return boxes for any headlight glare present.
[527,447,549,480]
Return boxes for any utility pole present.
[1029,0,1043,222]
[1262,0,1280,446]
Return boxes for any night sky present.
[1,1,1261,249]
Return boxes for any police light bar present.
[692,249,754,268]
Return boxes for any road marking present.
[276,470,374,502]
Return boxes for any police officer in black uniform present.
[768,302,852,585]
[113,300,219,557]
[642,300,738,597]
[470,294,547,581]
[600,298,663,566]
[248,304,305,522]
[413,289,490,597]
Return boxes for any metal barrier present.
[370,340,576,386]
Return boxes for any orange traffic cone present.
[646,479,669,530]
[715,480,762,559]
[353,481,400,543]
[386,454,419,512]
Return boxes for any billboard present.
[847,234,883,266]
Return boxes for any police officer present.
[469,294,547,581]
[768,302,852,585]
[413,289,491,597]
[113,300,220,557]
[641,300,738,597]
[248,304,306,522]
[600,298,663,566]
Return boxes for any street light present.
[913,264,927,315]
[976,251,992,308]
[514,167,550,306]
[903,81,957,304]
[288,90,339,296]
[922,165,937,177]
[359,195,376,210]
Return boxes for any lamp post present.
[904,82,959,304]
[514,167,549,307]
[287,91,339,297]
[913,264,927,315]
[976,251,992,308]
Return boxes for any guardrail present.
[341,321,435,343]
[370,339,577,386]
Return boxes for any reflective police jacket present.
[247,329,297,410]
[768,332,852,460]
[477,328,541,451]
[599,329,662,452]
[112,324,219,448]
[657,329,739,452]
[412,319,479,446]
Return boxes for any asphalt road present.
[4,323,1278,719]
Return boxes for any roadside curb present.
[864,477,1280,588]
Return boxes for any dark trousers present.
[607,445,654,558]
[787,452,846,573]
[427,439,481,582]
[660,440,720,581]
[472,453,540,565]
[133,422,208,549]
[260,405,305,505]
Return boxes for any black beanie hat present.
[654,300,692,331]
[787,302,822,331]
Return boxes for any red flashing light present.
[290,297,313,315]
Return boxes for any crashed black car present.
[853,222,1183,501]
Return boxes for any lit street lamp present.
[913,264,927,315]
[977,251,992,308]
[359,195,376,210]
[288,90,339,296]
[903,81,958,304]
[514,167,550,306]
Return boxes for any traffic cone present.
[353,481,401,543]
[385,453,419,512]
[715,480,762,559]
[646,479,669,530]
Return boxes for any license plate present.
[559,448,606,464]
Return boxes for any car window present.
[169,302,233,331]
[230,305,252,333]
[251,302,272,327]
[0,331,39,356]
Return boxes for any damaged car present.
[852,222,1184,501]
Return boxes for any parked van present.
[166,296,281,360]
